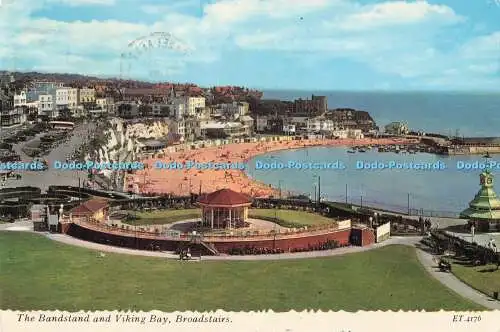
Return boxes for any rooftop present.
[460,170,500,220]
[70,199,109,215]
[197,189,252,207]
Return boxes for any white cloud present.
[460,32,500,59]
[50,0,116,6]
[0,0,498,89]
[336,1,464,31]
[141,0,201,14]
[203,0,331,22]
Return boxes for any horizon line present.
[2,70,500,94]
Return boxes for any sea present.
[262,90,500,137]
[245,91,500,215]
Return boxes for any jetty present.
[398,134,500,156]
[429,137,500,156]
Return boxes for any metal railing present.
[67,217,350,242]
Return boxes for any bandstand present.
[460,170,500,232]
[197,188,252,229]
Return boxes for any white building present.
[67,88,79,109]
[171,101,186,120]
[13,91,27,108]
[25,101,40,119]
[38,94,57,118]
[186,97,205,117]
[0,108,26,126]
[256,115,269,132]
[200,120,248,138]
[283,124,296,135]
[218,101,249,118]
[167,119,185,141]
[305,118,337,133]
[150,103,169,117]
[96,97,115,113]
[385,122,409,136]
[79,88,96,104]
[55,87,70,110]
[331,128,364,139]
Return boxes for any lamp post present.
[374,212,378,226]
[369,216,373,228]
[471,223,475,244]
[313,174,321,205]
[407,192,411,216]
[278,180,282,199]
[345,183,348,204]
[273,206,278,249]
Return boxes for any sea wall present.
[443,146,500,155]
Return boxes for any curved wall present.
[63,222,358,255]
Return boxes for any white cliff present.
[89,118,170,187]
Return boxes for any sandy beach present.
[126,137,417,197]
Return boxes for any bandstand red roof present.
[197,189,252,207]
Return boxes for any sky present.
[0,0,499,91]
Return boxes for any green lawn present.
[0,232,483,311]
[451,263,500,298]
[122,208,335,228]
[123,209,201,225]
[248,209,336,227]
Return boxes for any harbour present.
[348,136,500,156]
[246,145,500,216]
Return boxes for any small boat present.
[358,147,368,153]
[347,149,356,154]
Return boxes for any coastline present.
[126,137,418,198]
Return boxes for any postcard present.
[0,0,499,331]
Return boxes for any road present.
[3,122,96,190]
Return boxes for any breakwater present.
[441,145,500,156]
[417,136,500,155]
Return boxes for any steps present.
[199,241,219,256]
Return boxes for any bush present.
[227,240,343,255]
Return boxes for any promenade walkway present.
[44,232,419,261]
[416,250,500,310]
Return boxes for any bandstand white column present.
[211,208,214,228]
[229,209,232,229]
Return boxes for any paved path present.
[44,232,421,261]
[2,223,499,309]
[416,249,500,310]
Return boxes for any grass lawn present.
[451,262,500,298]
[122,209,335,228]
[248,209,335,227]
[0,232,483,311]
[123,209,201,225]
